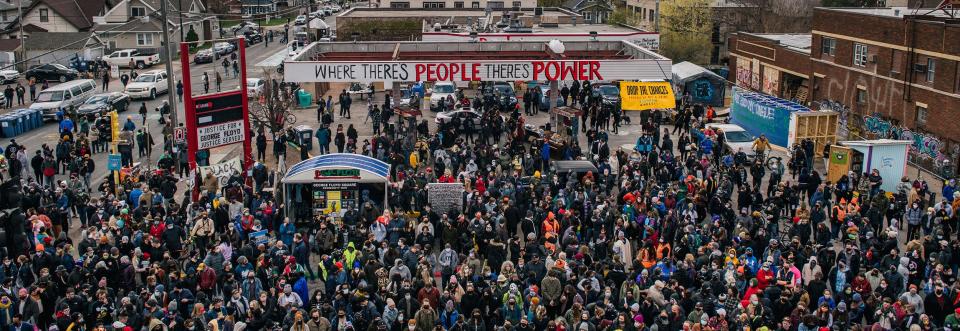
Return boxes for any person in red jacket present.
[756,261,775,289]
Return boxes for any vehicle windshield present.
[35,91,63,102]
[134,75,156,83]
[433,84,455,93]
[52,64,68,70]
[247,80,261,87]
[724,130,754,142]
[598,85,619,96]
[85,95,108,104]
[494,86,513,95]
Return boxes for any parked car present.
[124,70,169,99]
[0,68,19,84]
[294,15,307,25]
[331,5,342,12]
[594,84,621,110]
[246,78,265,96]
[76,92,130,115]
[194,49,214,64]
[491,82,518,111]
[244,30,264,44]
[705,123,757,159]
[429,82,457,111]
[103,49,161,69]
[231,21,259,32]
[24,64,78,83]
[30,79,97,120]
[213,42,235,55]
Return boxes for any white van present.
[30,79,98,120]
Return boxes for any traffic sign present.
[174,127,185,142]
[107,154,121,171]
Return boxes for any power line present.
[0,8,164,71]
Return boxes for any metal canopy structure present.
[283,40,672,83]
[289,40,666,62]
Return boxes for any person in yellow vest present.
[409,151,419,170]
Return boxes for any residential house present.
[623,0,656,31]
[21,31,104,68]
[94,0,218,53]
[0,1,21,28]
[563,0,612,23]
[2,0,107,37]
[240,0,277,15]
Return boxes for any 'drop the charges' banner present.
[619,81,676,111]
[283,59,671,82]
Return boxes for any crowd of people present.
[0,78,956,331]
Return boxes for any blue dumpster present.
[0,116,15,137]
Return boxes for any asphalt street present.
[0,25,301,190]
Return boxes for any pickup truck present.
[103,49,161,69]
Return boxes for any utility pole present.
[160,0,179,159]
[654,0,659,32]
[178,0,185,42]
[17,0,24,71]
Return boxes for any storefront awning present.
[282,153,391,183]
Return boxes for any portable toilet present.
[835,139,910,192]
[293,125,314,151]
[0,116,15,137]
[297,89,312,108]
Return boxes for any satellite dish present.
[548,39,565,54]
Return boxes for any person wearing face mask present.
[414,300,437,331]
[332,308,352,331]
[906,201,923,240]
[924,284,950,322]
[463,308,485,331]
[397,286,419,323]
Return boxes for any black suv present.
[25,64,78,83]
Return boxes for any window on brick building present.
[821,37,835,56]
[854,43,868,67]
[926,58,936,82]
[856,88,867,104]
[916,105,928,126]
[423,2,445,8]
[389,2,410,7]
[454,1,464,7]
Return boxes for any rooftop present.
[424,21,644,34]
[750,33,812,54]
[339,7,574,18]
[820,6,956,19]
[291,40,668,62]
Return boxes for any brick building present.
[810,7,960,171]
[729,6,960,175]
[728,33,812,102]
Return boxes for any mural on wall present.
[818,99,852,139]
[690,78,715,104]
[861,113,957,162]
[762,67,780,96]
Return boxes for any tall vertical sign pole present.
[237,37,253,171]
[179,42,196,170]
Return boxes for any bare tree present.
[250,69,297,135]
